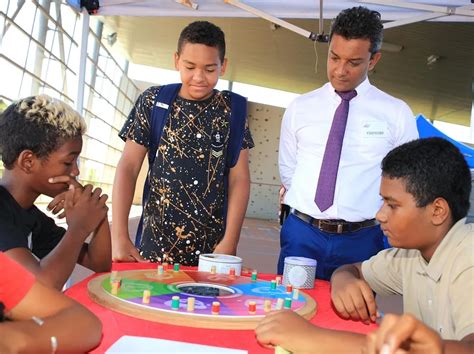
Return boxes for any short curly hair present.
[382,137,471,223]
[330,6,383,55]
[177,21,226,63]
[0,95,86,169]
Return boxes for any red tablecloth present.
[65,263,377,353]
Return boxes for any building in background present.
[0,0,140,201]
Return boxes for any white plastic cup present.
[198,254,243,276]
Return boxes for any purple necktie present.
[314,90,357,212]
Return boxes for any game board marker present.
[157,265,164,275]
[229,267,236,277]
[248,301,257,315]
[171,296,180,310]
[212,301,220,315]
[142,290,151,304]
[264,299,272,312]
[284,298,292,309]
[111,280,121,295]
[292,288,299,300]
[187,297,195,312]
[276,298,284,310]
[110,270,118,283]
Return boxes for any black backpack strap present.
[135,83,181,247]
[222,91,248,229]
[148,83,182,165]
[225,91,248,170]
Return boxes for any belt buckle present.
[318,220,344,234]
[316,219,327,232]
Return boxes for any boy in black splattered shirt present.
[112,21,254,265]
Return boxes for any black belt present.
[293,210,377,234]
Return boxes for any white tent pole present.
[360,0,474,18]
[319,0,324,35]
[76,8,89,115]
[383,13,446,29]
[0,12,4,49]
[471,80,474,143]
[224,0,317,40]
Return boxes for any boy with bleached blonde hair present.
[0,95,111,290]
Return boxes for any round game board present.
[88,268,317,329]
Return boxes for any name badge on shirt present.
[362,121,387,139]
[156,102,169,110]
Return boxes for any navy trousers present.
[277,213,385,280]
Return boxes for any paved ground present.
[237,218,281,273]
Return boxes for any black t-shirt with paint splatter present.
[119,86,254,265]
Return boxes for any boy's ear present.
[17,150,37,174]
[219,58,228,76]
[431,197,450,226]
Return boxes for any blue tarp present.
[416,114,474,169]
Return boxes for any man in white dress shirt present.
[278,6,419,280]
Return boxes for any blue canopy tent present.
[416,114,474,169]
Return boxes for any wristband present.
[32,316,58,353]
[31,316,45,326]
[51,336,58,353]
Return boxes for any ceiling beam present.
[175,0,198,10]
[224,0,318,40]
[360,0,474,17]
[383,12,447,29]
